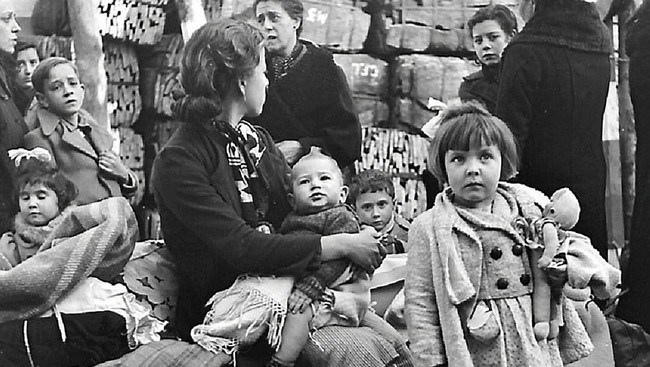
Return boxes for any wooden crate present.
[301,0,371,52]
[105,40,141,127]
[334,53,390,96]
[354,95,390,127]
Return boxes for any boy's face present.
[355,190,394,232]
[19,182,60,227]
[289,157,348,215]
[37,63,84,119]
[16,47,39,90]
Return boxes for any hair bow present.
[8,148,52,167]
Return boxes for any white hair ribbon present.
[8,148,52,167]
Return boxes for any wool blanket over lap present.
[0,197,138,323]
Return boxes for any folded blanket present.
[0,197,138,322]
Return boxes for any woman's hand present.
[321,227,386,274]
[99,151,130,184]
[276,140,303,165]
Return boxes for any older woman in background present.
[249,0,361,177]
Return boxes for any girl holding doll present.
[404,101,619,367]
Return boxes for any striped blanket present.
[0,197,137,323]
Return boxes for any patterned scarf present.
[214,119,268,228]
[269,42,306,82]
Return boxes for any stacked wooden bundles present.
[140,34,184,117]
[301,0,371,52]
[393,54,479,129]
[98,0,168,45]
[334,54,390,126]
[355,126,429,220]
[112,127,146,206]
[204,0,256,20]
[367,0,517,54]
[104,40,141,127]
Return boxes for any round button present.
[512,244,523,256]
[520,274,531,286]
[490,247,503,260]
[496,278,509,289]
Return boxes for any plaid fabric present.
[95,339,232,367]
[298,311,414,367]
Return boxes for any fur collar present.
[14,205,75,253]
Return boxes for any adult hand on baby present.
[276,140,303,166]
[347,227,386,274]
[98,151,129,183]
[288,289,313,314]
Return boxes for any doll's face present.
[19,182,60,227]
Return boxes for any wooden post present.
[67,0,108,129]
[618,1,636,248]
[175,0,207,43]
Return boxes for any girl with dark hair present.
[458,4,518,114]
[13,41,40,117]
[152,18,411,366]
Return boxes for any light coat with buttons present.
[405,183,593,367]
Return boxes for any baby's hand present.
[288,289,313,314]
[99,151,129,183]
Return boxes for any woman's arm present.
[152,145,322,277]
[405,218,446,366]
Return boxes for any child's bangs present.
[444,116,501,152]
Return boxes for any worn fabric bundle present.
[0,197,138,322]
[191,275,294,355]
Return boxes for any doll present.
[514,187,580,341]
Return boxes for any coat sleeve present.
[405,216,447,366]
[495,45,543,154]
[24,131,58,169]
[299,65,361,168]
[152,145,322,277]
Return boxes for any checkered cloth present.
[95,339,232,367]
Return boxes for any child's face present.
[445,143,501,210]
[38,63,84,119]
[16,47,39,90]
[19,183,60,227]
[355,190,394,232]
[290,157,348,215]
[472,20,512,66]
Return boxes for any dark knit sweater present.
[280,204,360,301]
[249,41,361,169]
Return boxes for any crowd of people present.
[0,0,647,366]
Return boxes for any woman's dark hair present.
[428,101,519,183]
[15,158,77,211]
[173,18,264,122]
[467,4,518,36]
[254,0,304,37]
[32,57,78,94]
[348,169,396,204]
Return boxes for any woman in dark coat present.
[152,19,412,367]
[0,0,28,234]
[613,0,650,332]
[496,0,612,258]
[250,0,361,172]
